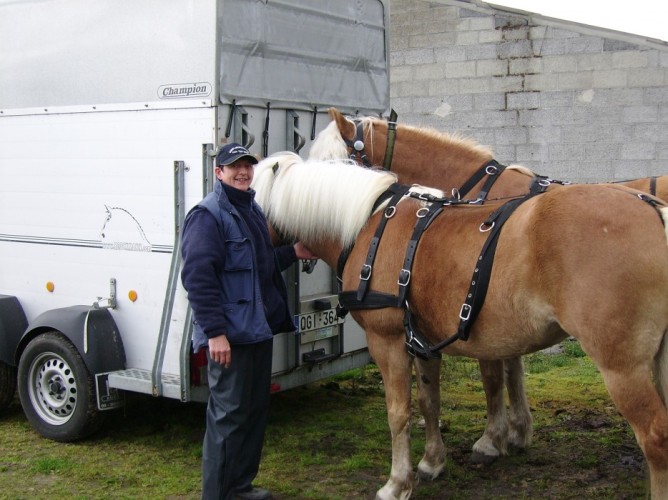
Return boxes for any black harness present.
[335,178,665,360]
[335,182,550,359]
[337,113,664,358]
[344,110,398,171]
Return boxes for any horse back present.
[344,184,668,360]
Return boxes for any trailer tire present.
[0,361,17,410]
[18,331,103,442]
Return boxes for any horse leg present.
[597,363,668,498]
[414,357,447,480]
[367,330,416,500]
[471,359,508,464]
[504,356,533,450]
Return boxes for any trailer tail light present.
[270,383,281,393]
[190,349,208,386]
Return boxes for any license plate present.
[296,308,344,333]
[95,373,124,410]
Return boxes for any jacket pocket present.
[222,301,272,344]
[224,239,252,271]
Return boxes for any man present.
[181,143,315,500]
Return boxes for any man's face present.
[215,158,255,190]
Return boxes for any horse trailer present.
[0,0,390,441]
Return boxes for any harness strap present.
[339,290,398,311]
[529,174,570,194]
[650,176,658,197]
[382,109,398,171]
[398,192,541,360]
[454,194,537,342]
[357,184,412,301]
[456,159,506,202]
[397,201,444,306]
[637,192,666,226]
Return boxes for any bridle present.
[343,109,398,171]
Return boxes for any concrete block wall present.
[389,0,668,182]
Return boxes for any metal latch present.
[94,278,117,309]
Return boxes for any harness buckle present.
[360,264,372,281]
[485,165,499,175]
[459,303,472,321]
[398,269,411,287]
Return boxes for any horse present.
[309,107,668,465]
[252,151,668,500]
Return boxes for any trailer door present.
[213,0,390,390]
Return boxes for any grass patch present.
[0,339,647,499]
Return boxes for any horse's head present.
[312,108,503,195]
[309,108,387,168]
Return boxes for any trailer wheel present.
[18,331,103,441]
[0,361,17,410]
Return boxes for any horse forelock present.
[268,158,397,248]
[309,121,349,161]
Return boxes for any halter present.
[343,110,398,171]
[343,121,372,167]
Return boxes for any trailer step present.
[106,369,182,399]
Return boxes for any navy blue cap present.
[216,143,258,166]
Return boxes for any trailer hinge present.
[94,278,117,309]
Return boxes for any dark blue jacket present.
[181,181,295,350]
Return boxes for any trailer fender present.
[0,295,28,366]
[17,305,126,375]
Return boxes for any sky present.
[488,1,667,42]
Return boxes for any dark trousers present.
[201,338,273,500]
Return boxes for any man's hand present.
[209,334,231,368]
[294,241,318,260]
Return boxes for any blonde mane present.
[254,154,442,248]
[375,117,495,159]
[309,114,496,165]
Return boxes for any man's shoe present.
[233,486,272,500]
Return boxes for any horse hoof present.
[417,467,443,481]
[469,451,498,466]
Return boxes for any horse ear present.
[330,108,355,142]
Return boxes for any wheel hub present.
[29,353,78,425]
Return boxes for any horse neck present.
[372,121,493,189]
[306,238,345,272]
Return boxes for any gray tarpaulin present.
[219,0,389,113]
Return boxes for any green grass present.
[0,340,648,499]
